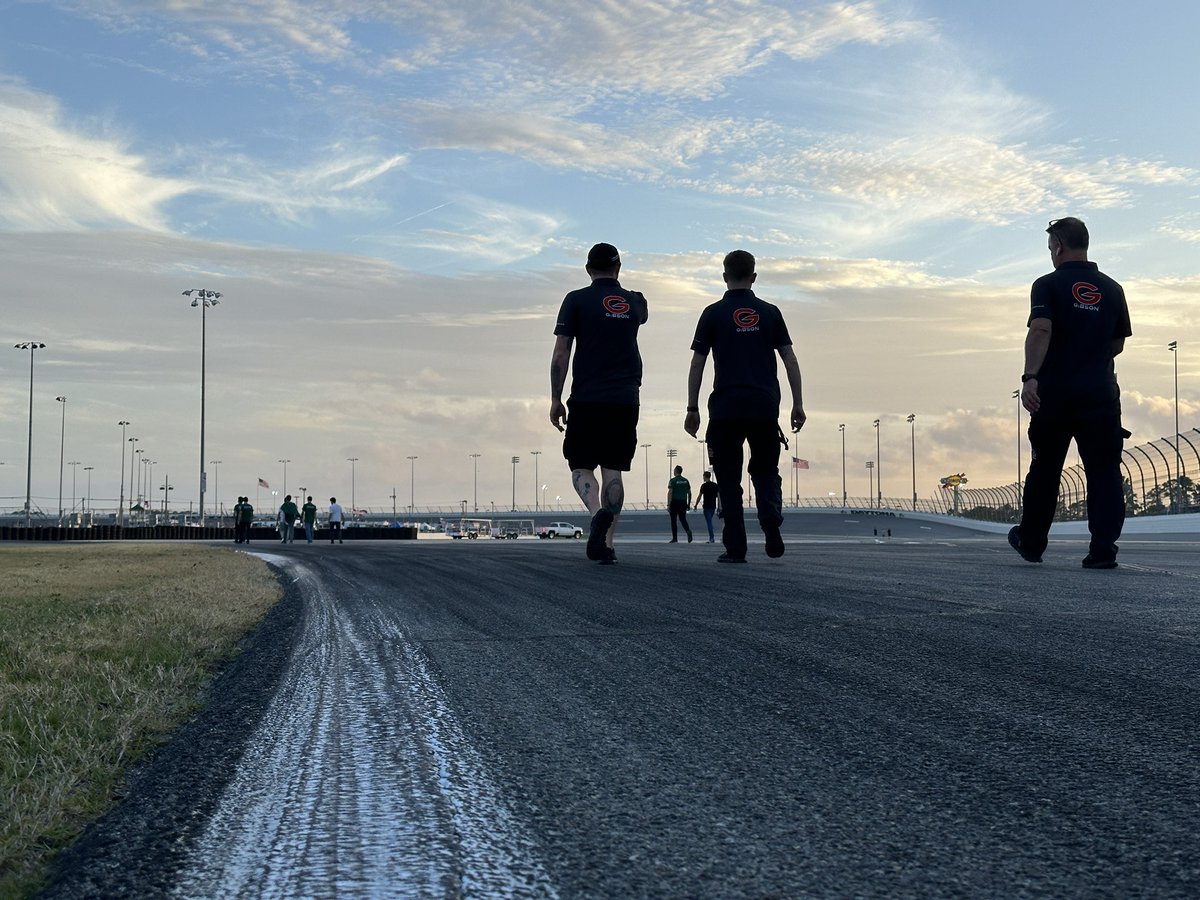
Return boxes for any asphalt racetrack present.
[44,514,1200,898]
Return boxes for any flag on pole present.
[258,477,270,488]
[792,457,809,469]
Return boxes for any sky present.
[2,0,1198,518]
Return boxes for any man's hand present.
[684,410,701,438]
[550,399,567,432]
[1021,379,1041,414]
[791,405,807,432]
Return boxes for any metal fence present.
[937,427,1200,524]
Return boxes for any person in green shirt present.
[301,496,318,544]
[278,494,299,543]
[236,496,255,544]
[666,465,693,543]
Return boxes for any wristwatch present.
[1021,373,1039,382]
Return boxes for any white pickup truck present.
[537,521,583,539]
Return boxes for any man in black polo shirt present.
[684,250,805,562]
[1009,217,1132,569]
[550,243,648,565]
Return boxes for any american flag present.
[792,457,809,470]
[258,477,269,488]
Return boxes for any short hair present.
[1046,217,1089,251]
[674,465,683,475]
[586,242,620,273]
[723,249,755,281]
[330,497,337,502]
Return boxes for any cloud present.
[0,79,189,230]
[186,147,408,224]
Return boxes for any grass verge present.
[0,543,281,899]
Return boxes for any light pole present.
[347,457,359,515]
[530,450,541,510]
[666,448,678,483]
[278,459,291,498]
[67,460,81,526]
[117,420,130,527]
[866,460,874,503]
[1169,340,1180,512]
[641,443,652,508]
[407,455,418,513]
[511,456,520,511]
[182,289,222,524]
[907,413,916,512]
[56,395,67,526]
[84,466,94,525]
[127,437,138,522]
[160,474,174,514]
[210,460,222,522]
[146,461,156,519]
[135,448,145,505]
[873,418,881,508]
[839,424,847,508]
[15,342,45,527]
[470,452,481,512]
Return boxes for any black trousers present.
[668,500,692,540]
[705,418,783,559]
[1018,412,1125,559]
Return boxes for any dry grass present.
[0,543,281,899]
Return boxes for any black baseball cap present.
[586,242,620,268]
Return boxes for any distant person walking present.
[684,250,806,563]
[302,496,318,544]
[694,471,719,542]
[549,242,648,566]
[278,494,299,544]
[666,465,693,543]
[238,496,254,544]
[232,497,244,543]
[328,497,344,544]
[1009,217,1131,569]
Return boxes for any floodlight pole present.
[183,289,222,524]
[15,342,45,527]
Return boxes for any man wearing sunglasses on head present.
[1009,217,1132,570]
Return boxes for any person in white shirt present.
[328,496,345,544]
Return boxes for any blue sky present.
[1,0,1197,516]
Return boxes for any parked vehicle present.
[538,521,583,539]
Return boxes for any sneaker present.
[1007,526,1042,563]
[1082,554,1118,570]
[717,553,746,564]
[668,538,678,543]
[587,509,614,560]
[764,525,784,558]
[599,547,618,566]
[687,533,693,543]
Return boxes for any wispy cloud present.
[0,78,189,230]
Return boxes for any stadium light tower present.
[14,342,45,527]
[641,443,652,508]
[117,420,130,527]
[182,288,221,524]
[838,424,846,508]
[1169,341,1180,512]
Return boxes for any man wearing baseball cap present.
[549,243,648,565]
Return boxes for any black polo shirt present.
[1029,261,1131,417]
[691,288,792,422]
[554,278,648,405]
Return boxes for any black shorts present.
[563,400,639,471]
